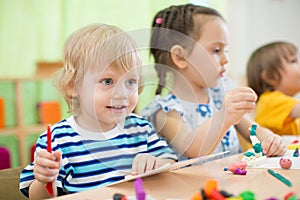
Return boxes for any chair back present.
[0,146,11,170]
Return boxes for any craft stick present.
[169,151,230,171]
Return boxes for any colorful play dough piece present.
[279,158,292,169]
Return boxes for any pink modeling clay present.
[279,158,292,169]
[224,161,247,175]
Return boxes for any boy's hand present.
[33,149,62,184]
[222,87,257,126]
[131,153,170,175]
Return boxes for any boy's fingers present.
[35,166,59,176]
[131,157,138,175]
[36,150,61,169]
[145,158,156,172]
[137,161,147,174]
[53,151,62,163]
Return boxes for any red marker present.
[46,125,52,153]
[45,124,57,197]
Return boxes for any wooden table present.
[52,153,300,199]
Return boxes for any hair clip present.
[155,18,163,25]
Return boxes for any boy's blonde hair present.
[54,23,141,115]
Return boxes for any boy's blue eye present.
[126,79,137,87]
[100,79,113,85]
[291,59,298,63]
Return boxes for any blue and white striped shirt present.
[19,114,177,197]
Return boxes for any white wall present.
[224,0,300,85]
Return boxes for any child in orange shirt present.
[247,41,300,135]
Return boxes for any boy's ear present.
[170,45,188,69]
[66,82,78,98]
[261,70,278,86]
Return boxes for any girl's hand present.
[222,87,257,126]
[131,153,172,175]
[256,126,287,157]
[33,149,62,184]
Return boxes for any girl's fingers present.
[228,87,258,102]
[233,86,256,94]
[270,138,286,156]
[263,137,286,157]
[230,93,257,103]
[231,101,256,110]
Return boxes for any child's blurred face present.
[186,17,229,88]
[276,53,300,96]
[76,64,139,132]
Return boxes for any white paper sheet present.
[248,150,300,169]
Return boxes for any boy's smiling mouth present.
[106,105,128,112]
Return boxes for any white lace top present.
[140,76,242,161]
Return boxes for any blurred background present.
[0,0,299,167]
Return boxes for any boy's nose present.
[113,83,128,99]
